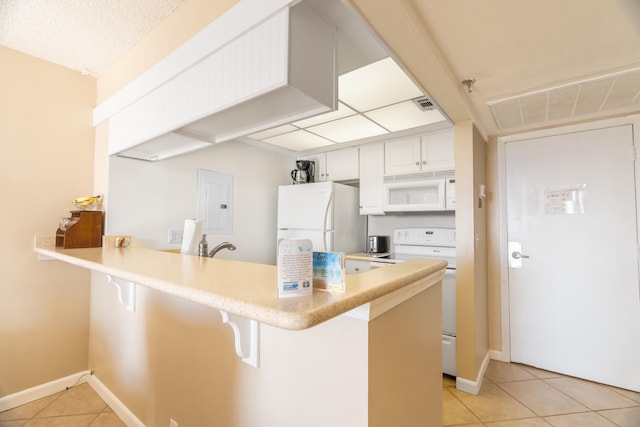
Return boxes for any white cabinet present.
[301,147,359,182]
[358,143,385,215]
[384,129,454,175]
[106,2,336,160]
[345,259,371,275]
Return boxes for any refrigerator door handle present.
[322,191,333,252]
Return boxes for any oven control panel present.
[393,227,456,247]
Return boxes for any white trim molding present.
[456,351,491,395]
[87,376,145,427]
[0,371,91,412]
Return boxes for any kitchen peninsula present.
[34,236,446,427]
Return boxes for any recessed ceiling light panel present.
[339,57,423,111]
[263,130,335,151]
[364,101,446,132]
[307,115,388,143]
[249,124,298,140]
[292,102,356,128]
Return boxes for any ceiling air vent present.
[488,67,640,131]
[413,96,435,111]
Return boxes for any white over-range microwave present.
[383,177,455,212]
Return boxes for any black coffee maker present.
[291,160,315,184]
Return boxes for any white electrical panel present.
[197,169,233,234]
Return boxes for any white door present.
[505,124,640,392]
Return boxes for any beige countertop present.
[34,237,446,330]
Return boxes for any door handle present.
[508,242,530,268]
[511,251,530,260]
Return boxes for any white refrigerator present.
[277,181,365,253]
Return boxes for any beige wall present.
[343,0,491,385]
[96,0,238,103]
[454,121,489,382]
[0,46,96,395]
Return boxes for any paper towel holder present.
[181,218,204,255]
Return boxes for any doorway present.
[499,118,640,392]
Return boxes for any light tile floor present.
[0,383,126,427]
[3,361,639,426]
[444,360,640,427]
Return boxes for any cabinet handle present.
[415,161,420,166]
[422,160,427,165]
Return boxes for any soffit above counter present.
[97,0,451,162]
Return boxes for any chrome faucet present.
[208,242,236,257]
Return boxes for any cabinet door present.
[422,129,454,172]
[325,147,359,181]
[299,153,326,182]
[345,259,371,275]
[384,136,422,175]
[359,144,385,215]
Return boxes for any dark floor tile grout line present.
[493,378,590,417]
[11,383,106,425]
[443,385,481,425]
[29,388,66,421]
[538,375,640,412]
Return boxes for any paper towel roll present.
[181,219,204,255]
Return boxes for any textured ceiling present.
[405,0,640,136]
[0,0,183,76]
[5,0,640,139]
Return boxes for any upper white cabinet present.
[326,147,359,181]
[358,144,385,215]
[102,1,336,161]
[301,147,359,182]
[384,129,454,175]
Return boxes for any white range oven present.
[347,227,457,377]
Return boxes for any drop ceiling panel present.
[263,129,334,151]
[364,101,446,132]
[292,102,355,127]
[338,57,423,111]
[573,78,614,116]
[602,70,640,110]
[490,98,522,129]
[520,93,548,125]
[548,86,579,121]
[307,114,388,142]
[249,124,297,140]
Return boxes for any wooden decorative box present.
[56,210,104,249]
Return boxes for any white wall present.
[106,141,293,264]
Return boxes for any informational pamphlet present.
[277,238,313,298]
[312,251,346,293]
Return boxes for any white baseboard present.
[0,371,144,427]
[87,375,145,427]
[0,370,91,412]
[456,350,491,395]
